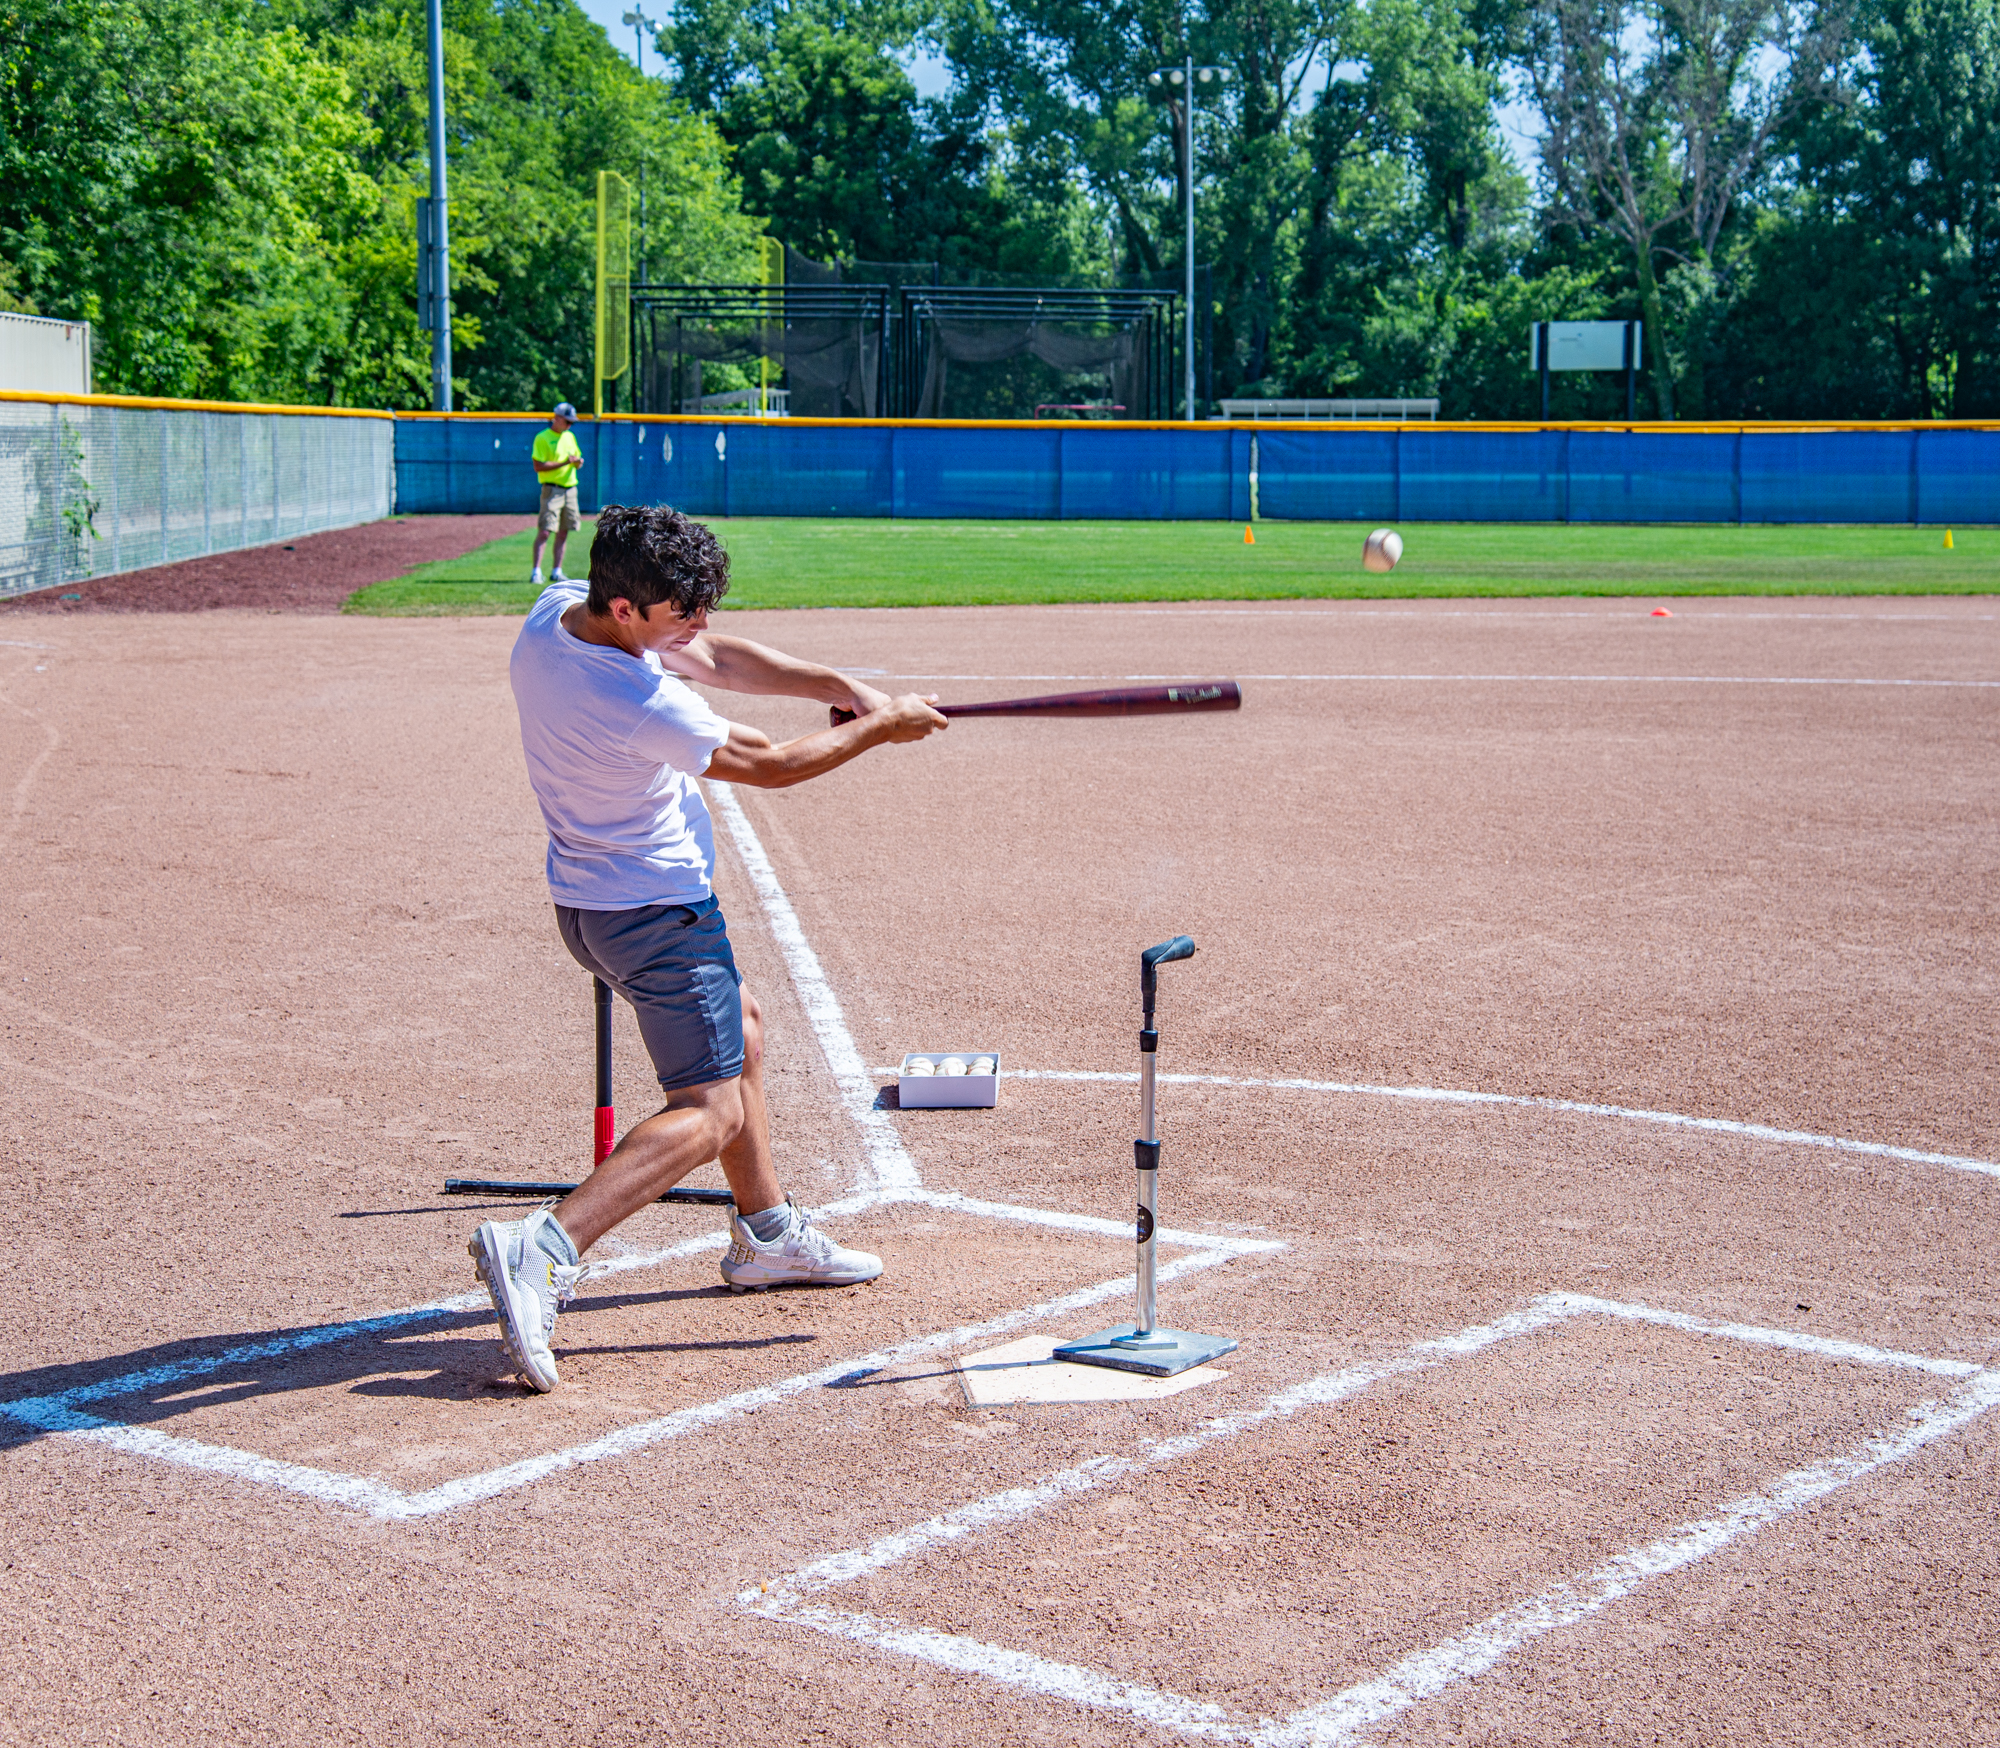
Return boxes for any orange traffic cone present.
[1243,525,1256,544]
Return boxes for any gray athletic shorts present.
[556,896,745,1091]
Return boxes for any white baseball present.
[1362,529,1403,573]
[905,1057,935,1076]
[939,1056,968,1076]
[968,1056,995,1074]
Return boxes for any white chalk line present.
[742,1293,1998,1744]
[745,1298,1572,1614]
[1019,608,1999,624]
[742,1291,1958,1610]
[1558,1291,1977,1378]
[860,671,2000,689]
[2,1235,1253,1520]
[977,1068,2000,1182]
[907,1186,1278,1257]
[0,1228,727,1431]
[708,781,922,1196]
[1,778,1280,1516]
[1265,1369,2000,1747]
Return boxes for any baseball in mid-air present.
[1363,528,1403,573]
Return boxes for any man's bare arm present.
[661,632,892,718]
[704,696,945,790]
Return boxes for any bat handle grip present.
[829,706,856,726]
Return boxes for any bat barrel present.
[946,681,1240,719]
[830,680,1240,726]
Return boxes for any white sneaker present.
[529,566,543,586]
[720,1197,883,1292]
[551,568,573,583]
[469,1208,582,1391]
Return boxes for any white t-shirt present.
[509,581,731,909]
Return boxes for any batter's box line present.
[962,1068,2000,1183]
[739,1292,1999,1747]
[0,1191,1279,1521]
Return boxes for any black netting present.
[643,319,878,417]
[914,321,1144,419]
[634,253,1176,418]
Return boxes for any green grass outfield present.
[344,518,1994,614]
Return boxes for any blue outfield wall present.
[394,418,2000,524]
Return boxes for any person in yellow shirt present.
[530,403,585,585]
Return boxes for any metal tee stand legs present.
[593,975,617,1165]
[1055,935,1238,1378]
[440,974,735,1207]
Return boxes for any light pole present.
[423,0,451,411]
[621,6,654,73]
[623,9,656,286]
[1146,58,1231,420]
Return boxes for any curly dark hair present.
[585,504,731,618]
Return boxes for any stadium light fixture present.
[622,6,656,74]
[1146,59,1233,420]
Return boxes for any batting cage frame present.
[894,286,1180,423]
[627,280,1182,422]
[631,283,895,419]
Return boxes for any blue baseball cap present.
[552,402,578,422]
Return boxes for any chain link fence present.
[0,397,395,598]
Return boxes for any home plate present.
[956,1334,1228,1406]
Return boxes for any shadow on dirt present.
[0,1280,816,1451]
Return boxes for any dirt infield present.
[0,514,529,614]
[1,600,1996,1744]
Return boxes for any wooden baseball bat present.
[829,680,1241,726]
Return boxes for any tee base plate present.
[1052,1324,1238,1379]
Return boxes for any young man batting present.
[472,502,946,1391]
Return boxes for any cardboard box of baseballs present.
[899,1051,1000,1108]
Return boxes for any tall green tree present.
[292,0,761,408]
[1521,0,1853,416]
[1285,0,1525,400]
[940,0,1518,402]
[666,0,1087,275]
[1728,0,2000,415]
[0,0,383,399]
[0,0,758,407]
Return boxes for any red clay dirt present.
[0,594,1995,1746]
[0,513,528,614]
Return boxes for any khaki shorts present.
[538,484,581,534]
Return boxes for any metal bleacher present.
[1216,397,1440,421]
